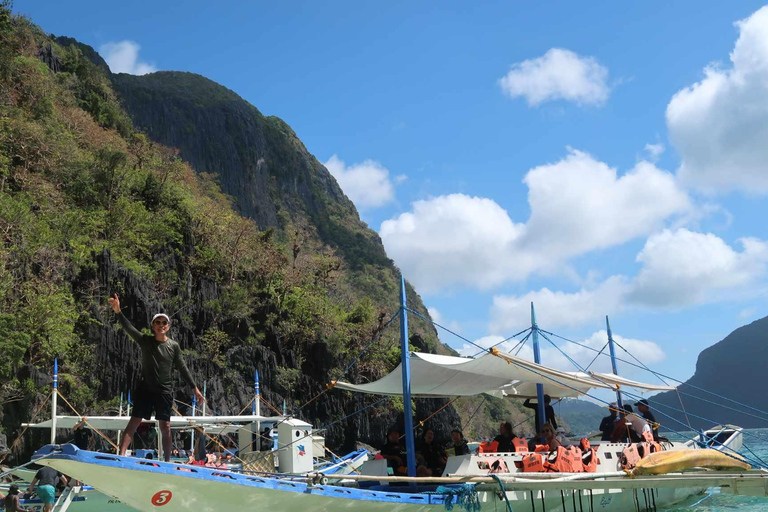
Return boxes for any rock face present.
[652,315,768,430]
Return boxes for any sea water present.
[664,428,768,511]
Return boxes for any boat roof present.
[23,414,285,431]
[336,351,675,398]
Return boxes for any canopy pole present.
[530,304,546,442]
[190,393,197,453]
[51,358,58,444]
[606,316,624,409]
[400,276,417,478]
[202,381,207,416]
[117,392,123,448]
[127,390,131,417]
[255,370,261,452]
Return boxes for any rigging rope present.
[470,327,531,358]
[0,392,50,465]
[55,390,119,452]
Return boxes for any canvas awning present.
[336,351,612,398]
[589,372,676,392]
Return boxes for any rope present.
[406,308,490,354]
[463,396,487,433]
[170,404,248,467]
[489,474,514,512]
[470,327,531,358]
[259,395,283,416]
[0,393,51,465]
[56,390,119,452]
[584,342,608,371]
[237,396,256,416]
[436,483,483,512]
[402,396,462,440]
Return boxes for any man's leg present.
[119,417,143,455]
[159,421,172,462]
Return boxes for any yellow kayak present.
[632,449,750,476]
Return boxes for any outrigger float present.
[20,278,768,511]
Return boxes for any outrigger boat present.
[26,278,768,511]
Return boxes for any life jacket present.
[478,441,499,453]
[620,444,642,470]
[566,446,584,473]
[512,438,529,453]
[641,431,663,454]
[581,446,600,473]
[544,446,580,473]
[521,453,545,473]
[579,438,591,452]
[534,444,550,453]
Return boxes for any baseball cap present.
[152,313,170,323]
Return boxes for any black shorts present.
[132,385,174,422]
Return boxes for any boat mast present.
[606,316,624,409]
[399,276,417,477]
[530,304,547,442]
[51,358,58,444]
[190,391,197,453]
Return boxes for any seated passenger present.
[610,405,650,443]
[417,428,446,474]
[493,421,515,452]
[445,429,470,457]
[380,428,406,473]
[541,424,561,450]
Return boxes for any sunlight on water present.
[662,428,768,511]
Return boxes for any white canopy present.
[589,372,676,392]
[23,414,284,431]
[336,351,673,398]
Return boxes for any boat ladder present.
[52,485,79,512]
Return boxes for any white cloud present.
[644,143,664,161]
[629,229,768,307]
[99,41,156,75]
[490,276,629,333]
[667,6,768,193]
[324,155,395,209]
[455,331,665,377]
[499,48,610,107]
[394,174,408,184]
[380,149,690,294]
[489,229,768,331]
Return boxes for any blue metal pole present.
[253,370,259,415]
[51,358,58,444]
[400,276,417,478]
[606,316,624,409]
[530,304,547,442]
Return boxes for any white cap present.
[152,313,170,323]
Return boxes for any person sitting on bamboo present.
[493,421,517,452]
[416,428,446,475]
[444,429,470,457]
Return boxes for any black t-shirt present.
[493,434,513,453]
[417,440,445,470]
[73,428,92,450]
[599,415,616,441]
[35,467,62,487]
[380,441,404,468]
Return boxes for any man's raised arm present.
[108,293,143,343]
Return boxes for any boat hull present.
[35,447,712,512]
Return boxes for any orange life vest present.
[620,444,642,470]
[641,431,663,453]
[512,438,529,453]
[544,446,581,473]
[521,453,545,472]
[566,446,584,473]
[581,447,600,472]
[534,444,550,453]
[478,441,499,453]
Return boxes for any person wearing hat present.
[610,404,651,443]
[1,484,29,512]
[599,402,619,441]
[109,294,203,462]
[635,399,660,441]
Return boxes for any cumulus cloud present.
[499,48,610,107]
[324,155,396,210]
[380,149,690,294]
[455,331,665,377]
[99,41,156,75]
[629,229,768,307]
[489,229,768,332]
[667,6,768,193]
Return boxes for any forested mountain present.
[653,315,768,430]
[0,6,462,460]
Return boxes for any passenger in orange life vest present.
[541,424,561,449]
[610,404,651,443]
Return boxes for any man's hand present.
[108,293,121,314]
[194,387,205,407]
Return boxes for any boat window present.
[137,461,160,467]
[95,456,120,462]
[604,452,612,459]
[211,472,235,479]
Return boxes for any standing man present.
[635,399,660,441]
[108,293,203,462]
[1,485,29,512]
[29,468,67,512]
[524,395,557,435]
[599,402,619,441]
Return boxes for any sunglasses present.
[153,320,169,325]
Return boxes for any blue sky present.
[17,1,768,392]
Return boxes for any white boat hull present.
[37,449,720,512]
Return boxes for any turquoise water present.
[664,428,768,511]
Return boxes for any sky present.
[15,1,768,397]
